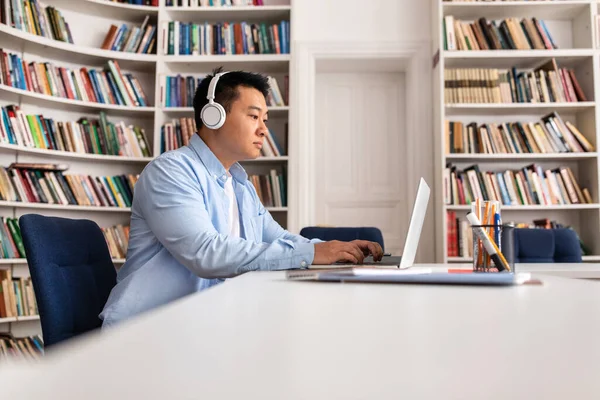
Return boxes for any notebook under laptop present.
[306,177,430,270]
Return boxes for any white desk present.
[429,262,600,279]
[2,266,600,399]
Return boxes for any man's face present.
[217,86,268,161]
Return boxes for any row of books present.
[447,212,587,258]
[103,224,130,260]
[108,0,158,6]
[0,0,73,43]
[158,73,287,107]
[250,170,286,208]
[0,334,43,360]
[159,117,285,156]
[1,106,152,157]
[166,0,265,5]
[444,64,586,104]
[443,163,592,206]
[0,217,25,259]
[0,50,150,107]
[0,164,138,208]
[161,117,195,152]
[445,112,594,154]
[0,270,37,318]
[162,20,290,55]
[446,210,472,258]
[444,16,557,51]
[100,15,157,55]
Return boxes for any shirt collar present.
[189,134,248,183]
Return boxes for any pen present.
[466,212,511,272]
[494,210,501,246]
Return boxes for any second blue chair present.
[299,226,385,252]
[19,214,117,348]
[513,228,582,263]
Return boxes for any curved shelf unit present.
[0,24,157,72]
[43,0,159,20]
[0,143,153,163]
[84,0,160,12]
[0,201,131,212]
[0,84,155,116]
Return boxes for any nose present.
[258,120,267,137]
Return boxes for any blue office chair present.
[19,214,117,348]
[299,226,385,252]
[513,228,582,263]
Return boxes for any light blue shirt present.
[100,134,318,327]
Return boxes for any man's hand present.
[312,240,384,265]
[350,240,384,262]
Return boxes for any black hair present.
[193,66,270,130]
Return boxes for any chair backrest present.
[19,214,117,347]
[299,226,385,252]
[514,228,582,263]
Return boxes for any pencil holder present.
[471,223,515,273]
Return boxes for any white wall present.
[293,0,431,43]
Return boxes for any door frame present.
[289,40,433,255]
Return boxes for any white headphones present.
[200,71,229,130]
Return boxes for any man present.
[100,68,383,327]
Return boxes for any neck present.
[198,131,236,171]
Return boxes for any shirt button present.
[300,261,307,267]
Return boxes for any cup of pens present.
[467,200,515,273]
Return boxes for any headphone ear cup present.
[201,102,226,129]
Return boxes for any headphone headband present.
[207,71,229,103]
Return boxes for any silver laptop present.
[308,178,430,270]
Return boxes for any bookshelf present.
[433,0,600,263]
[0,0,291,339]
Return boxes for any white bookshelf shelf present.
[266,207,288,212]
[448,255,600,262]
[162,54,291,72]
[0,24,158,72]
[0,201,131,212]
[445,152,598,161]
[84,0,159,12]
[164,5,291,20]
[0,315,40,324]
[446,204,600,211]
[0,85,155,116]
[442,0,592,20]
[445,102,596,116]
[0,143,153,163]
[444,49,594,68]
[241,156,288,162]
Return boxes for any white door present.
[315,72,408,255]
